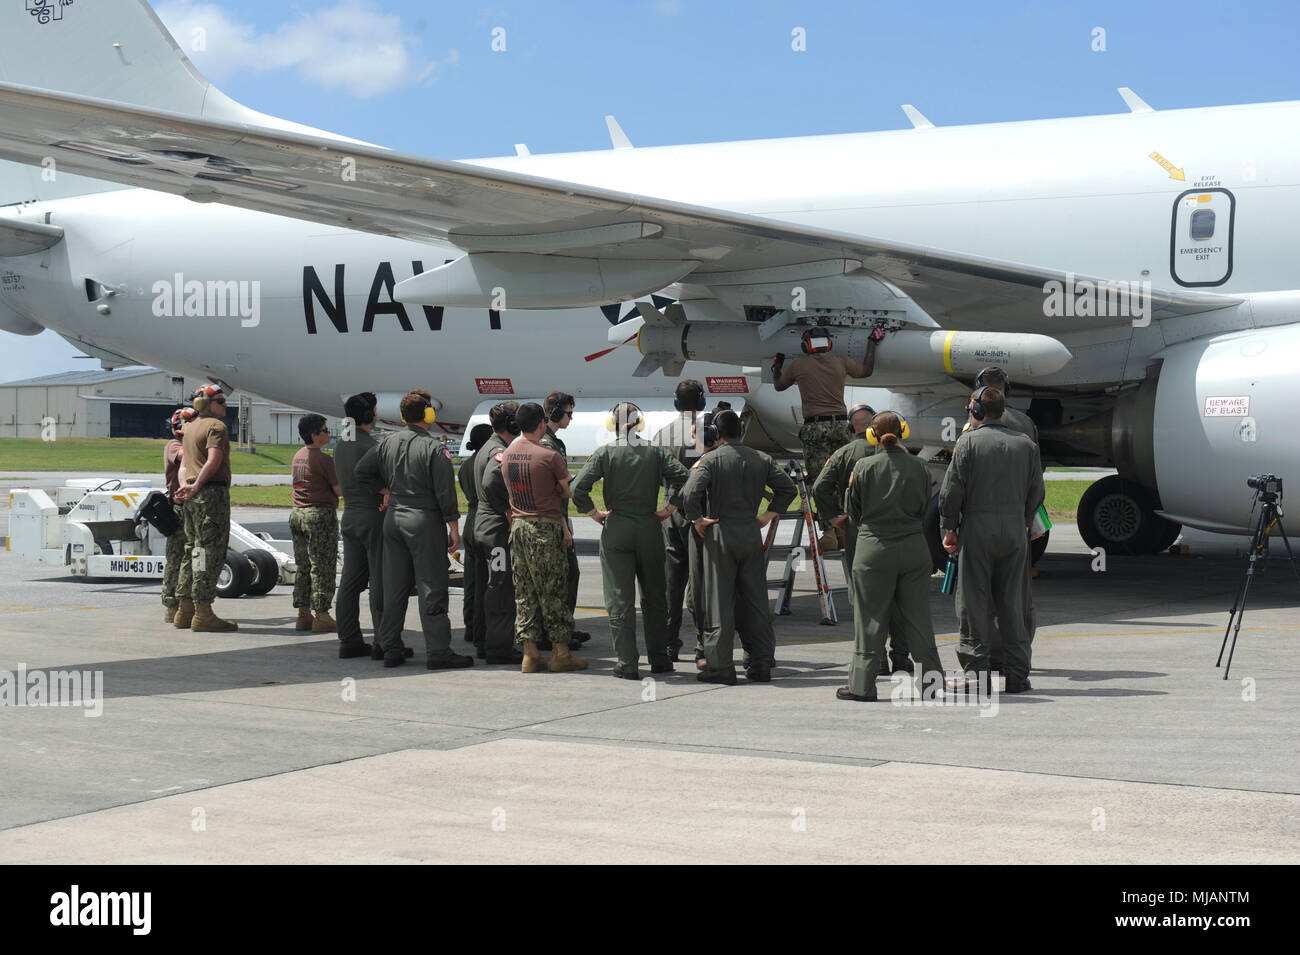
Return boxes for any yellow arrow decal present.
[1149,151,1186,181]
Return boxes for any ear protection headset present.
[674,387,706,413]
[605,402,646,433]
[800,327,833,355]
[547,392,576,424]
[847,402,876,425]
[420,396,437,425]
[969,386,989,422]
[865,411,911,446]
[190,383,225,413]
[494,403,520,436]
[169,407,197,436]
[975,367,1009,394]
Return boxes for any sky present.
[3,0,1298,381]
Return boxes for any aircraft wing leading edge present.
[0,82,1239,333]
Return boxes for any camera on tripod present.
[1246,474,1282,498]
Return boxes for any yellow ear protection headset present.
[865,410,911,446]
[605,401,646,433]
[800,327,833,355]
[969,386,989,422]
[548,392,576,424]
[409,392,437,424]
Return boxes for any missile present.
[633,321,1072,379]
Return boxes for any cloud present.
[653,0,683,14]
[156,0,456,98]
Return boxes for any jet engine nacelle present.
[1148,323,1300,535]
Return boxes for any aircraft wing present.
[0,82,1240,330]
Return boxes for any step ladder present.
[763,461,837,625]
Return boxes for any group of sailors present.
[159,355,1045,699]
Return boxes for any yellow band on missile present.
[943,330,955,374]
[636,327,644,354]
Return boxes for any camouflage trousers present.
[799,419,852,529]
[290,505,339,612]
[160,502,187,608]
[177,485,231,604]
[509,518,571,647]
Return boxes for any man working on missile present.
[773,326,886,550]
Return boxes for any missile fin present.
[633,351,671,377]
[635,301,681,328]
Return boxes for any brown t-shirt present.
[163,439,183,494]
[182,416,232,485]
[291,446,340,508]
[778,354,869,418]
[502,438,570,522]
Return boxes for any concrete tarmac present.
[0,514,1297,864]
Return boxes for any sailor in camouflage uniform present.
[498,403,585,673]
[289,412,342,633]
[161,406,196,622]
[174,384,237,632]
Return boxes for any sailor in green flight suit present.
[571,402,691,678]
[837,411,945,701]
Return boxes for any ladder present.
[763,461,837,625]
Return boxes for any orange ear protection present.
[800,327,833,354]
[865,411,911,446]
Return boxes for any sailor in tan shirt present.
[772,326,886,544]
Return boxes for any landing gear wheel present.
[215,549,254,599]
[1031,529,1050,565]
[923,493,946,573]
[243,549,280,596]
[1076,476,1181,556]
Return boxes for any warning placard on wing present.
[1203,396,1250,417]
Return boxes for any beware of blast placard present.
[1203,396,1250,417]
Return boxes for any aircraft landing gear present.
[1076,475,1181,556]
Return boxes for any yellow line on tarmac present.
[1037,627,1277,639]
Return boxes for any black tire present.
[243,549,280,596]
[1030,529,1050,564]
[922,493,946,573]
[1076,476,1181,556]
[215,549,254,599]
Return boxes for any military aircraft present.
[0,0,1294,558]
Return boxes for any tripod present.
[1218,490,1300,678]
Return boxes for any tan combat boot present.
[521,639,546,674]
[295,608,313,631]
[173,599,195,629]
[164,605,177,623]
[549,642,588,673]
[192,603,238,632]
[311,611,337,633]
